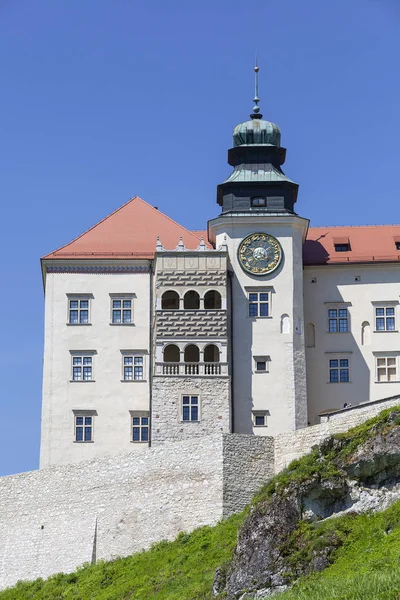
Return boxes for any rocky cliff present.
[215,408,400,599]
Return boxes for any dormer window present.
[333,237,350,252]
[395,241,400,251]
[251,196,266,207]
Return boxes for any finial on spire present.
[250,54,263,120]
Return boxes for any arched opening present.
[161,291,179,310]
[184,344,199,375]
[204,290,222,310]
[306,323,315,348]
[184,290,200,310]
[362,321,371,346]
[163,344,180,362]
[281,314,290,334]
[204,344,220,362]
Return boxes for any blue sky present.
[0,0,399,476]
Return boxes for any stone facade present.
[155,309,228,338]
[274,394,400,473]
[0,434,274,591]
[152,377,231,443]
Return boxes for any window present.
[132,415,149,442]
[112,298,132,324]
[251,196,266,207]
[68,298,90,324]
[252,411,268,427]
[204,290,222,309]
[328,308,349,333]
[256,361,267,371]
[334,244,350,252]
[182,395,199,421]
[161,291,180,310]
[376,357,397,382]
[123,355,144,380]
[396,241,400,251]
[72,355,93,381]
[74,415,93,442]
[329,358,350,383]
[249,292,269,317]
[375,306,396,331]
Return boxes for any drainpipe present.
[228,270,234,433]
[148,260,153,447]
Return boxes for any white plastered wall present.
[40,263,151,467]
[210,214,309,436]
[304,263,400,423]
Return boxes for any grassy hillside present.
[2,407,400,600]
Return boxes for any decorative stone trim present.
[47,266,150,274]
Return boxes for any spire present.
[250,55,263,120]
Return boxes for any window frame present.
[374,305,397,332]
[109,294,135,326]
[250,196,266,207]
[181,395,200,422]
[70,352,95,382]
[247,290,271,318]
[374,354,399,383]
[327,307,350,333]
[252,411,268,427]
[130,411,150,443]
[254,355,270,373]
[73,411,96,442]
[327,355,351,384]
[67,294,92,325]
[121,351,146,382]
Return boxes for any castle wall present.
[0,433,274,591]
[274,395,400,473]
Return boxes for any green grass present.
[279,501,400,600]
[2,406,400,600]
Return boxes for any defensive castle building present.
[40,81,400,468]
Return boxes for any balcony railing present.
[155,362,228,376]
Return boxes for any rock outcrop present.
[215,408,400,599]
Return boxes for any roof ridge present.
[43,196,143,258]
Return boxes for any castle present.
[40,69,400,469]
[1,72,400,590]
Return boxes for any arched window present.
[305,323,315,348]
[280,314,290,334]
[163,344,180,363]
[204,290,222,310]
[184,344,200,363]
[204,344,220,363]
[161,291,179,310]
[184,290,200,310]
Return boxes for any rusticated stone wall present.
[152,376,231,443]
[156,309,227,338]
[0,434,274,591]
[156,269,226,288]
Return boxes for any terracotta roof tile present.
[43,197,211,260]
[304,225,400,265]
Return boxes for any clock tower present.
[208,65,309,436]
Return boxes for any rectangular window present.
[122,354,144,380]
[112,298,132,324]
[132,416,149,442]
[328,308,349,333]
[396,242,400,251]
[376,357,397,382]
[68,298,90,324]
[182,395,199,421]
[248,292,269,317]
[375,306,396,331]
[252,411,268,427]
[75,415,93,442]
[72,356,93,381]
[329,358,350,383]
[334,243,350,252]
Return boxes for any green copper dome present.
[233,118,281,148]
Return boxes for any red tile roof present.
[43,197,211,260]
[304,225,400,265]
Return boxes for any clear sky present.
[0,0,399,476]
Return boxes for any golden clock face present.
[238,233,282,276]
